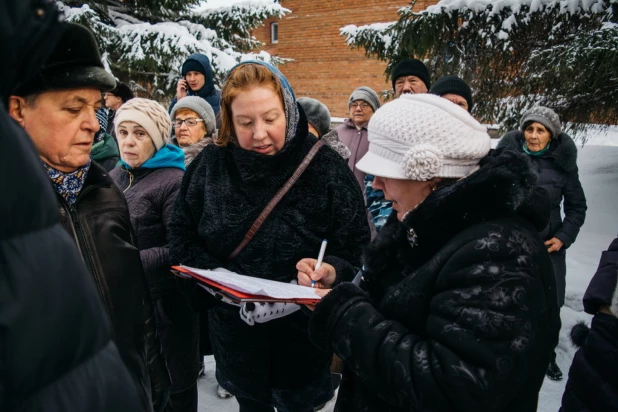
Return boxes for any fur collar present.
[498,130,579,173]
[362,149,546,285]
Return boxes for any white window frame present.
[271,22,279,44]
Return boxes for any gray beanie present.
[348,86,381,112]
[520,106,561,138]
[170,96,217,137]
[298,97,331,137]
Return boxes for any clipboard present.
[171,265,321,305]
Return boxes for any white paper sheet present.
[180,265,322,301]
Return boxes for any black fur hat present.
[13,22,116,96]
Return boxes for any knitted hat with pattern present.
[356,93,490,181]
[114,98,171,151]
[520,106,561,138]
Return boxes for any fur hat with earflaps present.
[13,23,116,96]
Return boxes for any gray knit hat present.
[298,97,331,137]
[348,86,381,112]
[520,106,561,138]
[170,96,217,137]
[115,98,171,151]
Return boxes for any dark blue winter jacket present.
[169,53,221,118]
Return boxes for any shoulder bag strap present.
[228,140,326,260]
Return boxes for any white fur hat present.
[356,94,490,181]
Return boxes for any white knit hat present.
[114,98,171,151]
[356,94,490,181]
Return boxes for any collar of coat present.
[363,149,549,280]
[497,130,579,173]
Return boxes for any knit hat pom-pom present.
[402,144,443,181]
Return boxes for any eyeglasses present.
[350,102,370,110]
[174,118,205,128]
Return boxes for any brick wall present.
[252,0,438,118]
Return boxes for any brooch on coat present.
[407,227,418,248]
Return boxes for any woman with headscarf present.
[109,98,187,410]
[497,106,587,380]
[169,61,370,412]
[298,94,560,411]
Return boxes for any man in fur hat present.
[8,22,170,412]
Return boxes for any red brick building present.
[252,0,438,118]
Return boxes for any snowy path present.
[198,140,618,412]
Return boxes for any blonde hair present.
[216,64,284,147]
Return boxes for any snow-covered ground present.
[198,127,618,411]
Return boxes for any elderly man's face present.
[9,88,102,172]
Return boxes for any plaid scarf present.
[43,159,91,206]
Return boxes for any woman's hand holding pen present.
[296,259,335,311]
[296,259,336,289]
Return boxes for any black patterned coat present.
[308,150,560,412]
[168,110,371,409]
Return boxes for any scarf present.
[120,144,186,172]
[44,159,91,206]
[523,140,551,156]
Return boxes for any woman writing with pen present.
[168,61,370,412]
[297,94,559,411]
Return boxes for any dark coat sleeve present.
[168,152,223,310]
[322,156,371,285]
[583,237,618,314]
[561,312,618,411]
[309,235,551,411]
[140,175,182,299]
[169,152,225,270]
[555,166,587,247]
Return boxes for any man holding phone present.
[169,53,220,122]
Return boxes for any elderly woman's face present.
[174,109,207,147]
[524,122,551,152]
[372,176,435,221]
[9,88,102,172]
[231,86,286,155]
[117,121,156,168]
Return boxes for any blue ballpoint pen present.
[311,239,328,288]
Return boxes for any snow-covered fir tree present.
[58,0,289,101]
[341,0,617,136]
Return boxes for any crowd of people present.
[3,4,616,412]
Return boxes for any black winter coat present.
[561,237,618,411]
[1,109,143,412]
[497,131,587,248]
[169,112,371,409]
[1,3,141,409]
[110,166,183,299]
[56,162,169,411]
[309,150,560,412]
